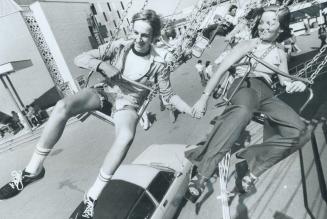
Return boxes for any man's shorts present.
[91,86,137,117]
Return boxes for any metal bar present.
[298,149,315,219]
[223,62,253,104]
[299,88,314,115]
[5,75,25,109]
[247,53,313,84]
[121,76,153,91]
[311,132,327,203]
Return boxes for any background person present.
[195,60,206,86]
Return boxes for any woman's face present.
[132,20,153,53]
[258,11,281,42]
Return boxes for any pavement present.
[0,34,326,219]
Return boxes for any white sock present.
[25,145,51,175]
[87,169,112,200]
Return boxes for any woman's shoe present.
[235,171,257,194]
[241,172,258,193]
[185,173,208,203]
[234,161,257,194]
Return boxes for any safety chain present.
[140,0,149,11]
[172,0,216,54]
[146,1,220,100]
[281,0,298,7]
[144,0,219,104]
[308,49,327,83]
[296,44,327,79]
[251,42,277,69]
[162,0,183,32]
[100,0,133,60]
[85,0,133,86]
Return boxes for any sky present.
[146,0,199,16]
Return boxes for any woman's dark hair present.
[229,5,238,12]
[132,9,162,39]
[165,26,177,39]
[251,5,291,42]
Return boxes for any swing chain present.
[173,0,215,53]
[141,0,149,11]
[308,50,327,83]
[100,0,133,60]
[134,0,218,103]
[297,44,327,79]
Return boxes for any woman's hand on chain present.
[284,81,307,93]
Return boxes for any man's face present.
[132,20,153,53]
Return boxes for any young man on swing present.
[185,5,310,202]
[0,9,193,219]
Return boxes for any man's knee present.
[53,99,72,118]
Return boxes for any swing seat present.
[192,34,210,58]
[81,76,156,126]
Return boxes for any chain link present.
[297,44,327,79]
[308,49,327,83]
[147,0,219,99]
[99,0,133,60]
[171,0,217,55]
[85,0,133,86]
[162,0,184,31]
[141,0,149,11]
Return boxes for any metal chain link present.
[171,0,217,54]
[308,49,327,83]
[251,42,277,69]
[147,0,220,100]
[162,0,183,32]
[140,0,149,11]
[100,0,133,60]
[85,0,133,86]
[296,44,327,78]
[245,0,326,84]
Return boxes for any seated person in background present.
[224,4,238,28]
[204,61,213,80]
[11,111,24,130]
[195,60,206,86]
[202,5,239,42]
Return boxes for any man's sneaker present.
[0,167,45,200]
[70,195,96,219]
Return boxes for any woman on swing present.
[186,5,308,201]
[0,10,193,219]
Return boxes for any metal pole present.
[0,76,32,132]
[5,75,25,109]
[247,53,313,84]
